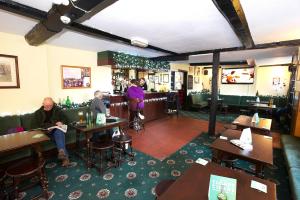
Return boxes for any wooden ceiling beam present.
[25,0,117,46]
[152,38,300,61]
[0,0,177,55]
[212,0,254,48]
[190,60,247,66]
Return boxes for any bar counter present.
[109,92,168,122]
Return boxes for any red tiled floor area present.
[127,115,281,160]
[128,116,223,160]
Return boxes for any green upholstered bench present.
[190,94,209,110]
[281,134,300,200]
[0,107,89,166]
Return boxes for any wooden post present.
[208,51,220,136]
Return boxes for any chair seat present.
[6,158,45,178]
[91,140,114,150]
[112,135,132,144]
[155,180,175,197]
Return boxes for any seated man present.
[90,90,118,139]
[33,97,70,166]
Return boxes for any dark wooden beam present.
[212,0,254,48]
[25,0,117,46]
[67,23,178,55]
[190,60,247,66]
[152,38,300,61]
[0,0,177,55]
[259,63,292,67]
[208,52,220,136]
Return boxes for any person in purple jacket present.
[126,79,145,120]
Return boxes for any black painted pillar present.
[208,51,220,136]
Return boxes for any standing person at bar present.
[126,79,145,120]
[139,78,148,91]
[32,97,70,167]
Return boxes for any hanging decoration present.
[112,52,170,71]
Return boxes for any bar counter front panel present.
[109,92,168,122]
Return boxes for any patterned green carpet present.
[18,132,290,200]
[179,110,239,124]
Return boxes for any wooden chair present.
[0,170,8,200]
[155,179,175,199]
[91,138,115,174]
[6,158,48,199]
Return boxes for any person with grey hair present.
[33,97,70,167]
[90,90,106,117]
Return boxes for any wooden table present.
[210,129,273,177]
[158,162,276,200]
[249,103,276,116]
[0,130,49,159]
[232,115,272,135]
[72,117,127,168]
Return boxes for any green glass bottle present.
[65,96,71,108]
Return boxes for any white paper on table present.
[195,158,208,166]
[220,136,228,140]
[251,180,267,193]
[240,128,252,144]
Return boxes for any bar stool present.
[90,138,115,174]
[155,179,175,199]
[6,158,48,199]
[128,98,144,132]
[112,134,134,166]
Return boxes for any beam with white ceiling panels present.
[152,39,300,61]
[212,0,254,48]
[25,0,119,46]
[0,0,177,55]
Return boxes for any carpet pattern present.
[15,133,290,200]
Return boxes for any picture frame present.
[194,77,199,84]
[148,74,154,82]
[188,75,193,89]
[273,77,280,86]
[154,76,159,83]
[61,65,91,89]
[163,74,169,83]
[0,54,20,88]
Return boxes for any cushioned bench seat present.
[289,168,300,200]
[281,134,300,200]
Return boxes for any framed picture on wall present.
[148,74,154,82]
[61,65,91,89]
[163,74,169,83]
[154,76,159,83]
[0,54,20,88]
[194,77,199,84]
[188,75,193,89]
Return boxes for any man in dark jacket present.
[33,97,69,166]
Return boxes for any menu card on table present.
[208,174,237,200]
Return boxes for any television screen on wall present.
[221,67,254,84]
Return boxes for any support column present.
[208,51,220,136]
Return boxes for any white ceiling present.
[0,0,299,62]
[240,0,300,44]
[82,0,242,53]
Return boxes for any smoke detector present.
[130,37,148,48]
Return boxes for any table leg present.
[86,132,93,168]
[212,149,222,164]
[255,163,264,178]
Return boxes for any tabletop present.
[158,162,276,200]
[232,115,272,131]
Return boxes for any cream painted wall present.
[46,46,112,105]
[0,32,49,114]
[0,32,112,115]
[170,63,202,92]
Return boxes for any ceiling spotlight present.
[131,37,148,48]
[60,15,71,24]
[53,0,69,6]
